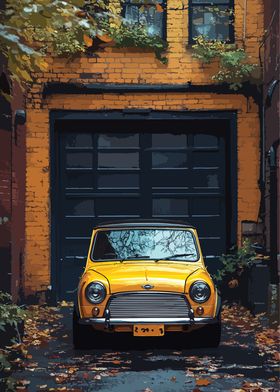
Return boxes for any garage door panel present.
[191,169,221,190]
[151,133,187,148]
[152,151,188,169]
[190,197,222,216]
[151,170,189,189]
[63,238,90,257]
[98,151,139,169]
[199,238,224,256]
[152,198,189,217]
[97,172,140,189]
[63,217,93,237]
[98,133,139,148]
[65,171,93,190]
[64,198,95,217]
[192,216,224,236]
[95,197,141,217]
[65,133,93,148]
[193,133,219,148]
[65,152,93,169]
[192,151,221,168]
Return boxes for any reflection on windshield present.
[91,229,198,262]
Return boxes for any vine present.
[192,35,260,90]
[102,20,168,64]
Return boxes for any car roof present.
[95,219,195,229]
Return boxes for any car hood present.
[88,261,201,293]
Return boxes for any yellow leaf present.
[83,34,93,47]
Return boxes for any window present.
[123,0,166,38]
[189,0,234,43]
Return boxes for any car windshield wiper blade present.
[153,253,195,263]
[120,256,150,263]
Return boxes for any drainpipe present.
[265,79,280,283]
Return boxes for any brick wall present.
[23,0,263,295]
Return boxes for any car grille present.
[107,292,190,318]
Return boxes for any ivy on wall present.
[192,35,260,90]
[101,20,168,63]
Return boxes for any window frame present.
[188,0,235,45]
[121,0,168,41]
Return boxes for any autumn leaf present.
[228,279,239,288]
[156,3,164,12]
[83,34,93,47]
[273,352,280,361]
[96,33,113,43]
[196,379,211,386]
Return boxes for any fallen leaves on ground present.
[196,378,211,386]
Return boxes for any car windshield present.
[91,229,199,262]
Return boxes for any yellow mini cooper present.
[73,220,221,349]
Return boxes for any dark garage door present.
[54,119,230,300]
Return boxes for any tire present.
[200,320,221,348]
[190,318,221,348]
[72,306,97,349]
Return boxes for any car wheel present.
[201,319,221,348]
[72,306,96,349]
[189,318,221,348]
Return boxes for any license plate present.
[133,324,164,337]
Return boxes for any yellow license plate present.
[133,324,164,337]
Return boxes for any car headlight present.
[85,281,106,304]
[189,281,211,303]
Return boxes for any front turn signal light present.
[92,307,100,317]
[196,306,204,316]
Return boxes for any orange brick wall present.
[24,0,263,295]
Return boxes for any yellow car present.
[73,220,221,349]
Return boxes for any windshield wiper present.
[120,255,150,263]
[153,253,195,263]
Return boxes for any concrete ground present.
[8,303,280,392]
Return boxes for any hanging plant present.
[191,35,260,90]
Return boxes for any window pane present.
[65,133,93,148]
[124,2,164,37]
[98,173,139,188]
[98,133,139,148]
[65,199,95,216]
[66,152,93,168]
[153,198,189,216]
[193,134,218,148]
[192,171,219,189]
[98,152,139,169]
[152,133,187,148]
[192,6,231,41]
[152,152,187,168]
[65,172,93,189]
[152,170,189,188]
[191,198,220,216]
[96,198,140,216]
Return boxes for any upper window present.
[189,0,234,43]
[122,0,166,38]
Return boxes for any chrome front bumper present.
[79,316,218,325]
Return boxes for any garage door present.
[55,119,227,299]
